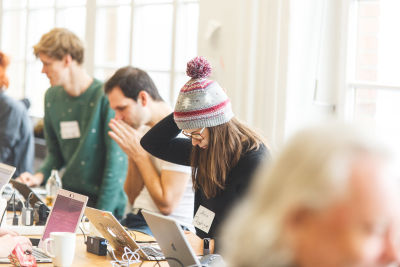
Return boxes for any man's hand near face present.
[108,118,148,161]
[108,117,190,216]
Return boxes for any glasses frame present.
[182,127,205,141]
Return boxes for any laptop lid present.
[0,163,15,195]
[9,179,48,210]
[84,207,147,257]
[38,189,88,249]
[142,210,201,267]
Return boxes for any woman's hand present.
[0,235,32,257]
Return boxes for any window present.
[346,0,400,151]
[0,0,199,117]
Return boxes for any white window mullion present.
[85,0,96,76]
[23,2,30,99]
[53,2,56,25]
[129,0,135,65]
[349,82,400,92]
[344,85,356,121]
[169,0,178,105]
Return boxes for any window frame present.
[343,0,400,120]
[0,0,199,117]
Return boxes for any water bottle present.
[45,169,62,206]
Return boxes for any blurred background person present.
[17,28,127,218]
[0,51,34,177]
[222,122,400,267]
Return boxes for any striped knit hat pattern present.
[174,56,234,130]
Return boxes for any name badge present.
[60,121,81,139]
[192,205,215,234]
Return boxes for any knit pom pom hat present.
[174,56,234,130]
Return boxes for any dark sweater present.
[141,113,269,241]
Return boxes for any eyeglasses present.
[182,127,205,141]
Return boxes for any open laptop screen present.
[9,179,47,209]
[0,163,15,194]
[41,191,87,241]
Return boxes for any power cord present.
[79,226,87,244]
[107,243,141,267]
[15,193,25,209]
[12,191,19,225]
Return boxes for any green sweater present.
[38,79,127,217]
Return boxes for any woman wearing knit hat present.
[141,56,269,254]
[0,52,34,177]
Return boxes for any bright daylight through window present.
[0,0,198,117]
[347,0,400,152]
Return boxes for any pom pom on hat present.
[186,56,212,79]
[174,56,234,129]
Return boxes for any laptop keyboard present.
[140,246,164,259]
[32,248,51,259]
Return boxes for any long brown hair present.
[190,118,264,198]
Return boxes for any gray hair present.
[221,122,393,267]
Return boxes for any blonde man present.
[18,28,127,218]
[222,123,400,267]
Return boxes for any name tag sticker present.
[193,205,215,234]
[60,121,81,139]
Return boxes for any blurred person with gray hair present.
[221,123,400,267]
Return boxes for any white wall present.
[197,0,290,150]
[197,0,349,149]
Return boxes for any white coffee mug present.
[44,232,76,267]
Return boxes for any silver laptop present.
[84,207,164,261]
[9,179,48,210]
[0,189,88,263]
[142,210,203,267]
[0,164,15,225]
[0,163,15,195]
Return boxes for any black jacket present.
[141,113,269,241]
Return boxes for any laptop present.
[142,210,225,267]
[0,189,88,263]
[142,210,202,267]
[0,163,16,225]
[9,179,49,212]
[84,207,164,261]
[0,163,16,195]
